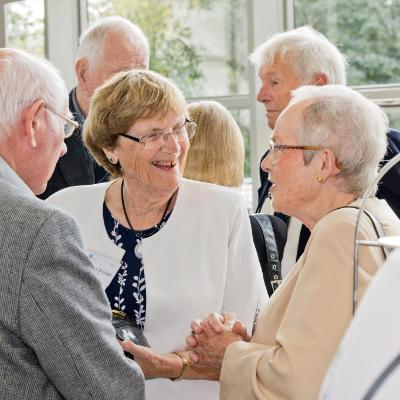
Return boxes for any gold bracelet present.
[170,351,189,381]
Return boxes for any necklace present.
[120,179,174,238]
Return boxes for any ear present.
[102,147,119,164]
[75,58,89,87]
[311,73,328,86]
[21,99,45,148]
[319,148,341,180]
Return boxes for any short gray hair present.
[0,48,68,139]
[250,26,347,85]
[77,16,150,67]
[287,85,388,196]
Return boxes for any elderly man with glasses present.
[0,48,145,400]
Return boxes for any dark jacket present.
[38,89,107,199]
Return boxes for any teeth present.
[152,161,176,167]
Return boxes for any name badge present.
[87,250,121,289]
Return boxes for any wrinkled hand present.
[121,341,180,379]
[185,311,249,370]
[186,311,250,350]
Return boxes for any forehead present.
[272,102,304,142]
[259,54,301,81]
[130,111,182,132]
[101,32,148,71]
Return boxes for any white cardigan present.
[48,178,267,400]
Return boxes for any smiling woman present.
[46,69,266,400]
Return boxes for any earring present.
[316,176,324,183]
[108,157,115,164]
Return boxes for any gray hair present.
[77,16,150,67]
[0,48,68,139]
[250,26,347,85]
[287,85,388,196]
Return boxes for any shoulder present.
[0,180,81,242]
[47,182,111,206]
[181,178,243,203]
[386,128,400,154]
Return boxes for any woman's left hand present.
[121,341,182,379]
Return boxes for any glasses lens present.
[64,122,75,138]
[186,122,196,140]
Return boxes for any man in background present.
[251,25,400,276]
[0,48,144,400]
[40,16,149,199]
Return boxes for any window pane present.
[86,0,249,98]
[5,0,45,57]
[294,0,400,86]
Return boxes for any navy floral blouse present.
[103,202,170,329]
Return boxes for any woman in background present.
[184,100,245,187]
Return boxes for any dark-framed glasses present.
[45,105,79,139]
[118,118,196,150]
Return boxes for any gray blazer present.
[0,163,145,399]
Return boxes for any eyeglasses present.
[118,118,196,150]
[269,141,325,153]
[45,105,79,139]
[269,141,342,169]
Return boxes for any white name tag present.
[87,250,121,289]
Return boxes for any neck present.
[121,178,176,230]
[295,190,357,230]
[75,86,89,115]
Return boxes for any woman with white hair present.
[183,85,400,400]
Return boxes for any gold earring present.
[316,176,324,183]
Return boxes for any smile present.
[151,161,177,170]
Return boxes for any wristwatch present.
[170,351,189,381]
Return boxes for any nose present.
[162,132,181,152]
[261,150,273,172]
[256,83,270,104]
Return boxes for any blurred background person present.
[184,100,244,188]
[40,16,149,199]
[0,48,144,400]
[47,69,266,400]
[186,85,400,400]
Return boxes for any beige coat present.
[220,198,400,400]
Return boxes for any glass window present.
[86,0,249,98]
[294,0,400,86]
[5,0,45,57]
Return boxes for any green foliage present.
[5,3,44,57]
[295,0,400,85]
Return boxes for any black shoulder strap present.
[250,214,282,294]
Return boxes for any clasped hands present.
[120,311,250,379]
[185,311,251,370]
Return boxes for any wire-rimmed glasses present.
[119,118,196,150]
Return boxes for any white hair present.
[0,48,68,139]
[250,26,347,85]
[287,85,388,196]
[77,16,150,67]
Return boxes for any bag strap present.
[250,214,282,292]
[339,206,388,259]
